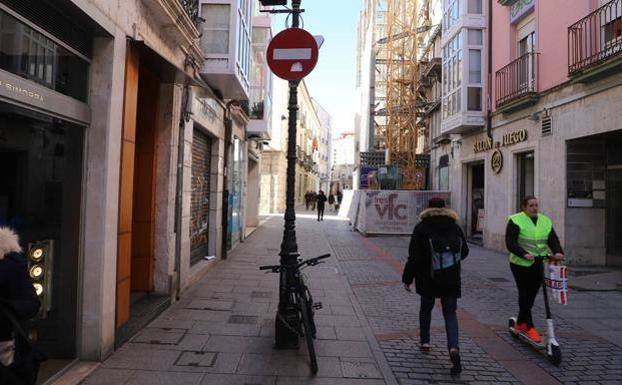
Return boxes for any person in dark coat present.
[316,191,327,221]
[328,194,335,211]
[0,227,40,371]
[402,198,468,375]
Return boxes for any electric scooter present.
[508,256,563,366]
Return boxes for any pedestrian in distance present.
[316,190,327,221]
[506,196,564,343]
[328,193,335,212]
[0,227,42,385]
[310,191,317,211]
[402,198,469,376]
[304,191,311,210]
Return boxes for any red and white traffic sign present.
[267,28,319,81]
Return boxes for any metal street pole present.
[275,0,303,349]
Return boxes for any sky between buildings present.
[271,0,361,137]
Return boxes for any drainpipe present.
[174,84,191,300]
[487,0,493,139]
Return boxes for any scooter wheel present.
[549,344,562,366]
[508,318,519,339]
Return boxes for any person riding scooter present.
[506,196,564,343]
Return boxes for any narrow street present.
[82,213,622,385]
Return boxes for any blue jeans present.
[419,296,459,351]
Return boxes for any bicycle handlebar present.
[259,253,331,272]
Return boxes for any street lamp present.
[259,0,304,349]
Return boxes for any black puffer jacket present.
[402,208,469,298]
[0,228,40,341]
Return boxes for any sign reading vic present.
[267,28,319,80]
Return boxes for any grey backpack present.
[428,238,462,277]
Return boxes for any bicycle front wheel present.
[299,294,318,374]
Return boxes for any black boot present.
[449,349,461,376]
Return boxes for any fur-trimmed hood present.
[0,227,22,259]
[418,207,460,222]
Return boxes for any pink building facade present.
[437,0,622,265]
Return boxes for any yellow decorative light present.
[31,248,44,261]
[29,265,44,279]
[33,283,43,296]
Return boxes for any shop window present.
[0,9,88,101]
[201,4,230,54]
[0,103,84,382]
[567,139,606,208]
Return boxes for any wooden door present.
[116,43,139,327]
[131,62,159,292]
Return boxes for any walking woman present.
[316,190,327,221]
[402,198,468,375]
[506,196,564,343]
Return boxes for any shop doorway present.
[467,162,485,243]
[116,45,166,344]
[0,103,84,383]
[516,151,535,211]
[606,133,622,266]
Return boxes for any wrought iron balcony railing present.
[568,0,622,75]
[495,52,539,108]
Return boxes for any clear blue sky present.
[271,1,361,136]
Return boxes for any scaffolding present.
[373,0,426,189]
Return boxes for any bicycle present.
[259,253,331,374]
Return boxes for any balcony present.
[200,0,252,100]
[140,0,203,67]
[495,52,540,112]
[568,0,622,81]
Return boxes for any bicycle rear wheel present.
[299,293,318,374]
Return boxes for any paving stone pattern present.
[81,214,622,385]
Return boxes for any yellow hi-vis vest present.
[508,212,553,267]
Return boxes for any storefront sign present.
[354,190,451,235]
[510,0,535,24]
[0,69,90,124]
[473,129,528,153]
[491,149,504,174]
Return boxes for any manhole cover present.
[488,277,509,282]
[251,291,272,299]
[175,351,217,367]
[228,315,258,324]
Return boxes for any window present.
[442,31,462,119]
[469,49,481,82]
[467,87,481,111]
[567,139,606,208]
[443,0,460,32]
[439,155,449,190]
[468,29,483,45]
[468,0,482,14]
[0,9,88,101]
[202,4,230,54]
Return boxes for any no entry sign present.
[267,28,319,80]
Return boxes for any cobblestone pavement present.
[81,213,622,385]
[323,215,622,385]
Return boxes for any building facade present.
[0,0,260,382]
[442,0,622,266]
[260,79,330,213]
